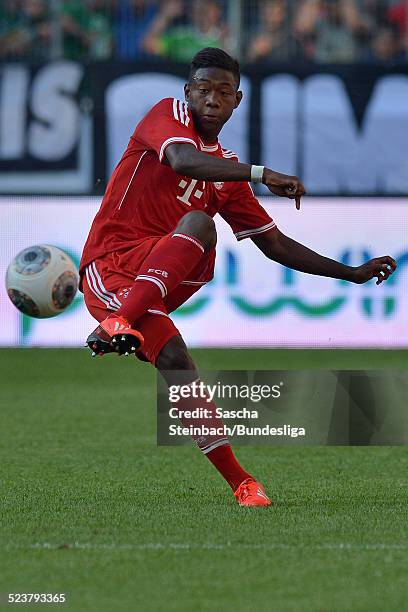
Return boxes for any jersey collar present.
[198,137,219,153]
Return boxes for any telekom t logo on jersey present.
[177,179,207,207]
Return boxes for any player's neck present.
[197,130,219,145]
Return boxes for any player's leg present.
[116,210,216,324]
[156,335,272,507]
[96,211,216,353]
[82,258,144,356]
[83,270,271,506]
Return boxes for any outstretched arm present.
[165,143,305,208]
[252,228,397,285]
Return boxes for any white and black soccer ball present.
[6,245,79,318]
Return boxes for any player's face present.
[184,67,242,140]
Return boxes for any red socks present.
[171,382,253,492]
[204,444,253,492]
[116,233,205,325]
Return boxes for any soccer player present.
[80,47,396,507]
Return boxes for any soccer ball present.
[6,245,79,318]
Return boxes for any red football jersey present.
[80,97,276,275]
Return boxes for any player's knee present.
[176,211,217,252]
[156,336,196,373]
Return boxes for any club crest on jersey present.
[214,182,224,190]
[118,287,132,299]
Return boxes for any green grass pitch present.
[1,348,408,611]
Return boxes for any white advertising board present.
[0,197,407,347]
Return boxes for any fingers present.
[357,257,397,285]
[376,255,397,271]
[374,263,394,285]
[364,256,397,285]
[286,180,305,210]
[265,173,306,208]
[295,182,305,210]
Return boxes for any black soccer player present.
[80,48,397,506]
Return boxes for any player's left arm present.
[252,228,397,285]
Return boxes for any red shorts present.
[81,234,215,365]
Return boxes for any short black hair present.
[189,47,240,88]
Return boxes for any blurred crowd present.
[1,0,407,64]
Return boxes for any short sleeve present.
[134,97,198,163]
[219,181,277,241]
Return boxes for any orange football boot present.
[234,478,272,507]
[86,315,144,357]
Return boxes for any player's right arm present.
[165,143,305,209]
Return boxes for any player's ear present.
[184,83,190,100]
[234,90,243,109]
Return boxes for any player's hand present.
[262,169,306,210]
[352,256,397,285]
